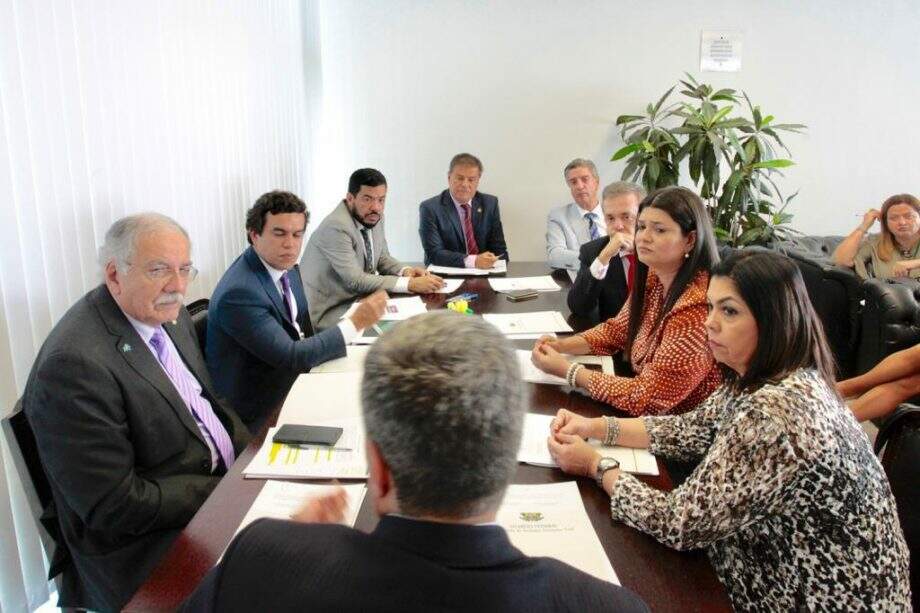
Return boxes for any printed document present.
[427,259,507,276]
[342,296,427,321]
[434,278,464,294]
[488,276,561,292]
[482,311,573,335]
[243,423,368,480]
[515,349,613,385]
[234,482,367,535]
[497,481,619,584]
[279,372,363,423]
[517,413,659,475]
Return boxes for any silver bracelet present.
[603,416,621,446]
[567,364,584,387]
[564,362,578,386]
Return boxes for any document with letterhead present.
[482,311,573,335]
[497,481,619,585]
[517,413,659,476]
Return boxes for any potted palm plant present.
[612,74,806,246]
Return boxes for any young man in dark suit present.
[419,152,509,269]
[207,191,386,428]
[568,181,644,324]
[181,312,647,613]
[23,214,251,611]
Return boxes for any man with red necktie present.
[567,181,645,324]
[419,152,509,269]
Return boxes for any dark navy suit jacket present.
[206,247,346,427]
[181,515,648,613]
[419,189,509,267]
[567,236,630,324]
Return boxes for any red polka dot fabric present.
[580,269,721,416]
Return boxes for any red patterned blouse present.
[580,269,721,416]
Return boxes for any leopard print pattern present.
[609,369,912,611]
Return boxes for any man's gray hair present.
[361,311,523,519]
[563,158,599,181]
[602,180,646,202]
[98,213,190,273]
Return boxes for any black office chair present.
[187,298,209,353]
[874,404,920,609]
[1,400,70,589]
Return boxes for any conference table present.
[126,262,731,612]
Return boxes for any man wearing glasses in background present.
[22,213,250,612]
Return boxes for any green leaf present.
[611,143,641,161]
[715,117,751,129]
[712,106,733,124]
[615,114,645,126]
[652,86,676,114]
[761,114,774,126]
[727,131,747,164]
[752,159,795,169]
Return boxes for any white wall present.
[313,0,920,262]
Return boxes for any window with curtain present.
[0,1,318,610]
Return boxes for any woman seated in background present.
[547,251,911,611]
[531,186,721,416]
[838,344,920,421]
[832,193,920,279]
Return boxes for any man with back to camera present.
[180,311,648,613]
[206,190,387,430]
[302,168,445,331]
[547,158,611,270]
[419,152,509,269]
[22,213,250,611]
[568,181,645,324]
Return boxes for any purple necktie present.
[279,271,294,321]
[461,204,479,255]
[149,329,236,469]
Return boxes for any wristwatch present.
[594,457,620,488]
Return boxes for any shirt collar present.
[256,254,286,284]
[582,201,603,220]
[119,308,160,345]
[449,193,472,208]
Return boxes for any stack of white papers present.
[233,482,367,536]
[488,276,561,292]
[434,278,464,294]
[309,346,369,374]
[497,481,619,584]
[515,350,614,385]
[482,311,573,335]
[243,424,368,480]
[279,373,363,423]
[427,260,507,276]
[342,296,428,321]
[517,413,659,475]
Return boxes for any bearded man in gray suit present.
[302,168,444,331]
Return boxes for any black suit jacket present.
[419,189,509,267]
[181,515,648,613]
[567,236,630,324]
[23,285,249,612]
[207,247,346,428]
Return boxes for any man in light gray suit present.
[302,168,445,330]
[546,158,605,270]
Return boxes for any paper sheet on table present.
[309,346,369,374]
[515,350,614,385]
[497,481,619,585]
[517,413,659,475]
[567,269,578,282]
[427,259,507,276]
[243,423,368,479]
[488,276,561,292]
[234,482,367,536]
[433,278,464,294]
[507,332,556,340]
[342,296,428,321]
[482,311,573,335]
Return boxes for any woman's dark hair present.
[712,250,837,392]
[625,187,719,358]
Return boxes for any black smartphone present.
[503,289,539,302]
[272,424,343,446]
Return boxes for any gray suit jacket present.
[302,200,405,330]
[22,285,249,611]
[546,202,598,270]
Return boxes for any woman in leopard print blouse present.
[549,251,912,610]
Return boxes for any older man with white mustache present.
[22,213,249,611]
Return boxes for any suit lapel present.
[92,287,207,445]
[470,193,485,247]
[289,264,314,337]
[441,191,465,247]
[245,247,297,332]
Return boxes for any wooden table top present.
[126,262,731,612]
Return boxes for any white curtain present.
[0,1,317,610]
